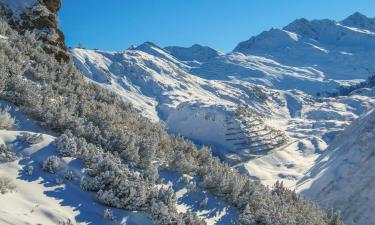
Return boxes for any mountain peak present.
[342,12,375,31]
[164,44,223,62]
[233,28,299,54]
[135,41,160,50]
[283,17,337,38]
[344,11,369,22]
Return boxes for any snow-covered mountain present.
[70,39,375,185]
[342,12,375,32]
[2,0,374,222]
[233,13,375,82]
[297,109,375,225]
[70,13,375,224]
[71,46,292,162]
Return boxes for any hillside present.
[69,12,375,225]
[0,1,339,225]
[297,109,375,225]
[70,40,375,187]
[0,101,152,225]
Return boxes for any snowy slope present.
[0,100,237,225]
[0,101,152,225]
[233,13,375,82]
[240,89,375,187]
[191,52,342,95]
[70,46,292,160]
[297,109,375,225]
[70,13,375,196]
[70,41,375,188]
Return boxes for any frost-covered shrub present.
[103,209,116,221]
[199,197,208,208]
[60,219,74,225]
[19,132,43,145]
[181,212,206,225]
[55,178,64,184]
[186,181,197,193]
[0,176,16,194]
[26,165,33,176]
[0,107,15,129]
[144,163,159,184]
[42,155,60,173]
[178,174,192,184]
[80,176,101,192]
[64,170,74,180]
[0,144,17,162]
[96,179,149,211]
[54,130,77,157]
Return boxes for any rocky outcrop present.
[25,0,68,62]
[1,0,69,62]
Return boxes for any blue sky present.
[59,0,375,52]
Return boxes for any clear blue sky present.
[59,0,375,52]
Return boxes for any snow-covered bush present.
[200,197,208,208]
[64,170,74,180]
[178,174,192,184]
[144,163,159,184]
[55,178,64,185]
[60,219,74,225]
[0,176,16,194]
[186,181,197,193]
[0,144,17,162]
[26,165,33,176]
[103,209,116,221]
[19,132,43,145]
[42,155,60,173]
[0,107,15,129]
[54,130,77,157]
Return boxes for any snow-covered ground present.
[0,101,153,225]
[0,100,236,224]
[296,109,375,225]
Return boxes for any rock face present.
[25,0,69,62]
[0,0,69,62]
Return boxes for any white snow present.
[296,109,375,225]
[0,101,152,225]
[234,16,375,81]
